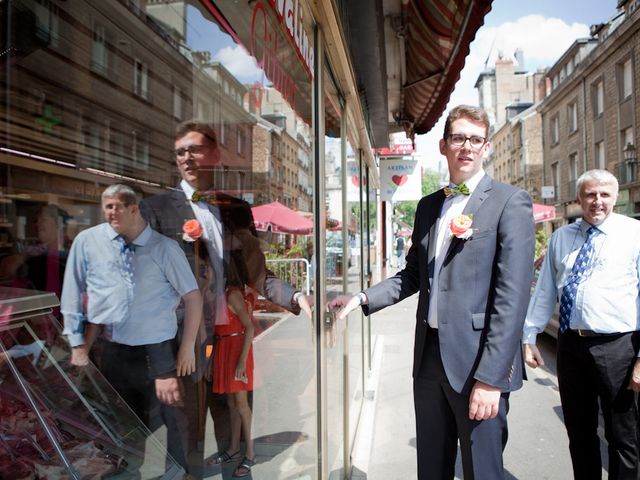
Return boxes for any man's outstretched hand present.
[328,294,362,321]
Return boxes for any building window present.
[593,80,604,116]
[595,141,605,170]
[34,1,60,48]
[622,127,634,155]
[173,86,183,120]
[131,130,149,170]
[220,120,226,145]
[91,22,108,75]
[552,162,559,200]
[551,115,560,144]
[133,59,149,99]
[620,58,633,100]
[568,102,578,133]
[237,128,244,155]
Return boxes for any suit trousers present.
[557,330,640,480]
[99,341,190,476]
[414,328,509,480]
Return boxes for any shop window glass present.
[1,1,317,478]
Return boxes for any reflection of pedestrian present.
[523,169,640,479]
[140,120,312,476]
[61,184,203,474]
[332,105,535,479]
[395,234,405,268]
[0,205,70,319]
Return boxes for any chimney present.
[514,48,525,72]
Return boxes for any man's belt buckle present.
[576,328,607,337]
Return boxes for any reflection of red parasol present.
[532,203,556,223]
[251,201,313,235]
[396,229,412,236]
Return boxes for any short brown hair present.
[175,120,218,147]
[443,105,490,139]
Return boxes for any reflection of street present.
[202,309,318,479]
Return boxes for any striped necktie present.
[558,226,598,334]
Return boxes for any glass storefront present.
[1,1,379,478]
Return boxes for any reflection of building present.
[191,59,255,194]
[540,3,640,224]
[253,87,312,210]
[1,0,192,188]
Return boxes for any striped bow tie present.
[444,183,470,197]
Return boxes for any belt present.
[569,329,624,338]
[214,332,244,340]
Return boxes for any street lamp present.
[624,142,637,183]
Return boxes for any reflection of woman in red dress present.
[210,286,256,476]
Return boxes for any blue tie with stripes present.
[558,226,598,334]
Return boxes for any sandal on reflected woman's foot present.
[208,450,241,465]
[233,456,256,478]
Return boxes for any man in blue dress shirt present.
[524,169,640,479]
[61,183,202,474]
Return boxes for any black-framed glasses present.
[174,144,207,158]
[447,133,486,149]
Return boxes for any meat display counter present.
[0,287,184,479]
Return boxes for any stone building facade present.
[540,2,640,225]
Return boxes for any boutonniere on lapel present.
[182,219,203,242]
[449,214,473,240]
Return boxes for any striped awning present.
[403,0,493,136]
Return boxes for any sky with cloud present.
[415,0,620,174]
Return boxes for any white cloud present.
[415,15,590,174]
[212,45,263,82]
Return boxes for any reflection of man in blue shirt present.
[61,183,202,473]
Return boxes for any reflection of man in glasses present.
[141,120,312,476]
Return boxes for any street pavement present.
[352,281,609,479]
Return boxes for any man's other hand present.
[469,381,501,421]
[155,376,184,407]
[176,346,196,377]
[523,343,545,368]
[628,359,640,392]
[70,346,90,367]
[298,294,314,318]
[328,294,362,321]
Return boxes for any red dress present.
[212,288,255,393]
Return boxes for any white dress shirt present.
[180,180,227,323]
[428,170,486,328]
[523,213,640,344]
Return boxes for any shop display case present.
[0,287,184,479]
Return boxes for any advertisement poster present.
[380,158,422,201]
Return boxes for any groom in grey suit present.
[332,105,535,479]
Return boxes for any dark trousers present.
[414,328,509,479]
[557,330,640,480]
[99,341,190,474]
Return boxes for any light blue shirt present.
[61,223,198,347]
[523,213,640,343]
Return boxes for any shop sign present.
[380,158,421,202]
[377,134,414,156]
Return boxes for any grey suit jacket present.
[363,175,535,394]
[140,189,299,317]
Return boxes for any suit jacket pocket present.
[472,313,485,330]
